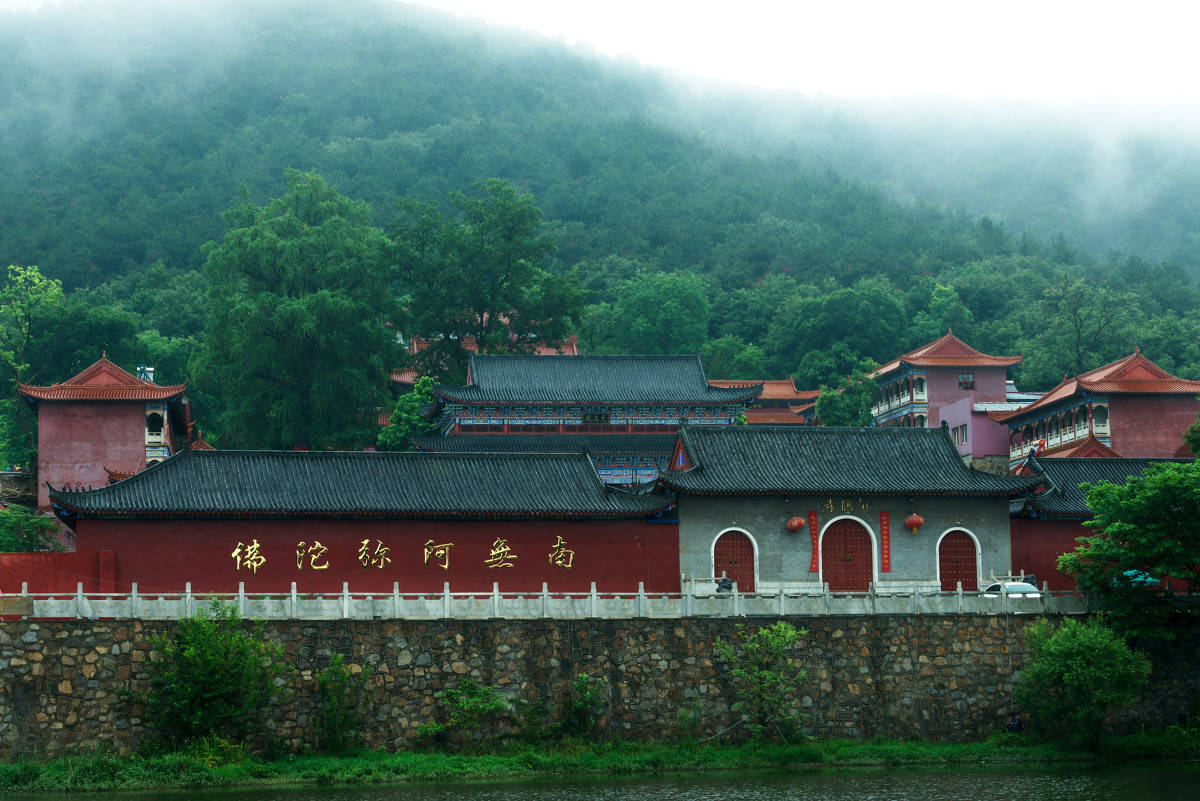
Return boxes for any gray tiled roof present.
[49,450,672,520]
[412,433,677,456]
[436,354,761,405]
[1016,456,1194,519]
[660,425,1039,496]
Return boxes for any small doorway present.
[713,530,755,592]
[822,519,873,592]
[939,530,978,591]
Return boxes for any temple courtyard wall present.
[1,615,1196,758]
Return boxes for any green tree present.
[1039,277,1138,377]
[815,366,877,426]
[197,171,399,449]
[713,620,808,742]
[700,335,767,379]
[378,375,441,451]
[1014,617,1150,752]
[393,179,582,379]
[1058,460,1200,640]
[314,653,374,756]
[0,506,62,552]
[590,271,712,354]
[0,266,65,464]
[141,601,291,747]
[1186,405,1200,457]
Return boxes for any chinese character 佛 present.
[295,540,330,570]
[423,539,453,570]
[484,537,517,569]
[548,536,574,569]
[359,539,391,570]
[232,540,266,574]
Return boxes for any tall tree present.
[0,265,65,464]
[392,179,582,379]
[197,171,399,449]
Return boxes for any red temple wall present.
[1009,518,1085,590]
[72,518,680,594]
[0,550,115,594]
[1109,395,1197,458]
[37,402,146,509]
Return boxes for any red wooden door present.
[822,519,873,591]
[939,530,978,591]
[713,530,755,592]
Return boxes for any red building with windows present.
[870,332,1021,429]
[993,349,1200,470]
[19,355,189,510]
[707,379,819,424]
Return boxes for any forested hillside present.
[1,0,1198,458]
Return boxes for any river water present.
[20,766,1200,801]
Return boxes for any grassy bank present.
[3,731,1199,794]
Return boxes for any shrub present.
[1014,617,1151,752]
[415,678,509,751]
[560,672,607,738]
[314,653,374,755]
[0,505,62,552]
[140,600,291,748]
[714,620,808,742]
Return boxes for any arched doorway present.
[938,530,978,591]
[822,519,873,592]
[713,530,755,591]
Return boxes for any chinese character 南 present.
[359,539,392,570]
[484,537,517,568]
[424,539,453,570]
[548,536,575,569]
[295,540,330,570]
[232,540,266,574]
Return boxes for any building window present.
[957,373,975,390]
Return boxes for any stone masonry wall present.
[1,616,1196,758]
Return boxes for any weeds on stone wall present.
[560,672,607,739]
[315,653,374,756]
[135,600,292,748]
[415,678,510,751]
[713,620,808,743]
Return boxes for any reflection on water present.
[24,766,1200,801]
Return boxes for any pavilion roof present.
[871,331,1021,378]
[659,425,1038,496]
[708,378,818,402]
[412,433,677,456]
[49,449,671,520]
[1015,456,1193,518]
[436,354,761,405]
[19,355,185,402]
[990,349,1200,423]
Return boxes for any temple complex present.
[707,378,819,423]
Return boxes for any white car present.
[982,581,1042,599]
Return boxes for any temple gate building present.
[19,355,189,509]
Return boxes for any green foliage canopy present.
[713,620,808,742]
[377,375,440,451]
[198,171,399,449]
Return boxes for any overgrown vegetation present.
[136,601,292,747]
[559,672,607,738]
[415,678,510,751]
[314,653,375,756]
[1014,618,1151,752]
[713,621,808,742]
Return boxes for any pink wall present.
[1109,395,1197,458]
[37,403,146,509]
[72,518,681,594]
[925,366,1008,426]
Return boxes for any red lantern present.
[785,515,806,532]
[905,513,924,534]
